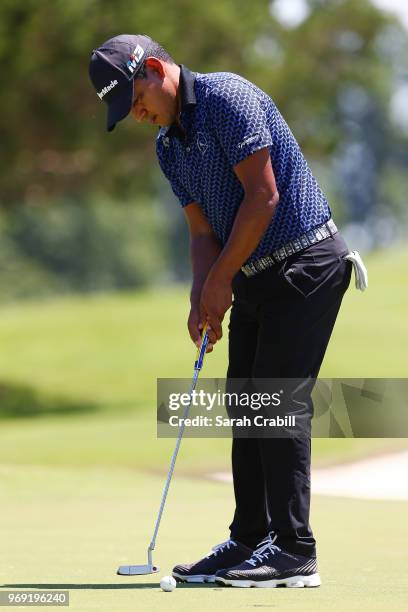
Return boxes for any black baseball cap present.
[89,34,153,132]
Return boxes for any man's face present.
[131,61,178,128]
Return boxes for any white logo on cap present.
[97,79,118,99]
[127,44,145,73]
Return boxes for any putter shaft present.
[117,326,209,576]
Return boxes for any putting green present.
[1,247,407,609]
[0,465,406,611]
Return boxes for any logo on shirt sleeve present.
[238,133,261,149]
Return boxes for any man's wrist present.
[190,289,201,308]
[209,259,236,284]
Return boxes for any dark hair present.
[136,39,175,78]
[147,40,175,63]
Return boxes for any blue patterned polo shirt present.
[156,65,331,263]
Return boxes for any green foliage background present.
[0,0,407,300]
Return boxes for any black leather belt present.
[241,219,338,278]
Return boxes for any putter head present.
[116,564,159,576]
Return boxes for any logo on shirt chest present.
[196,131,209,155]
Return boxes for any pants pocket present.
[280,238,350,298]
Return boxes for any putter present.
[117,324,210,576]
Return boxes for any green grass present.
[0,465,407,611]
[0,245,407,400]
[0,410,406,473]
[323,246,408,377]
[0,246,407,471]
[0,288,200,405]
[0,247,408,609]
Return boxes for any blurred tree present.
[3,198,167,295]
[254,0,407,226]
[0,0,407,292]
[0,0,267,206]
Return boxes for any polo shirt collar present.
[163,64,196,137]
[178,64,197,108]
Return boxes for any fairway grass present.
[0,465,407,611]
[1,248,408,610]
[0,246,407,472]
[0,245,407,405]
[0,410,407,473]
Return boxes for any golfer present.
[89,34,366,588]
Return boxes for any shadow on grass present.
[0,583,216,590]
[0,381,100,419]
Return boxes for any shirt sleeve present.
[205,77,273,167]
[156,141,194,208]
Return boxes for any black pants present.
[227,232,352,558]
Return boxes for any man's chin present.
[158,112,178,128]
[157,119,170,127]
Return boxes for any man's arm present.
[200,147,279,340]
[183,202,222,348]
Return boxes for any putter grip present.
[195,325,209,371]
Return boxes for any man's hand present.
[183,202,223,353]
[188,304,214,353]
[199,272,233,344]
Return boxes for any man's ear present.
[145,57,165,79]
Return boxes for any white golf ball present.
[160,575,177,592]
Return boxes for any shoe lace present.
[246,533,281,567]
[206,539,237,558]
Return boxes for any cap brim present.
[106,82,133,132]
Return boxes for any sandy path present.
[211,451,408,501]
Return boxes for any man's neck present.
[173,64,182,125]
